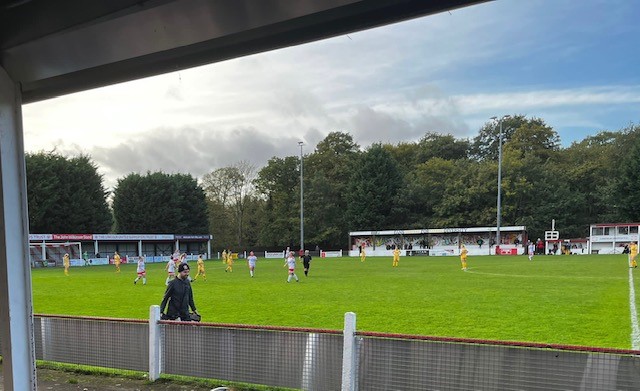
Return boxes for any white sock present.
[250,270,254,277]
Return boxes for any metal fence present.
[1,312,639,390]
[161,322,343,389]
[34,315,148,374]
[356,332,640,391]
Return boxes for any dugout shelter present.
[0,0,488,388]
[350,225,527,257]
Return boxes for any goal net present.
[29,242,82,267]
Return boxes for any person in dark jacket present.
[301,249,312,276]
[160,263,198,321]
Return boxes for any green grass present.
[32,254,639,349]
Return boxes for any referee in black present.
[301,249,312,277]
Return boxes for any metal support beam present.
[0,65,37,390]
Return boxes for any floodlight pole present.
[491,115,510,254]
[299,141,304,252]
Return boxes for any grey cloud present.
[59,125,325,190]
[347,104,469,146]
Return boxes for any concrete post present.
[149,305,162,381]
[341,312,357,391]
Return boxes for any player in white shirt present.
[528,242,535,261]
[134,256,147,285]
[165,257,177,285]
[247,251,258,277]
[284,251,299,283]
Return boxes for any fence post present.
[341,312,357,391]
[149,305,161,381]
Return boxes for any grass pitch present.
[32,254,639,349]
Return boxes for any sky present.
[21,0,640,190]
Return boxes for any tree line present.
[26,116,640,250]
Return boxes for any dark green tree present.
[254,156,300,247]
[345,144,402,231]
[614,126,640,221]
[112,172,208,233]
[304,132,360,248]
[471,115,553,161]
[26,152,112,233]
[416,132,471,163]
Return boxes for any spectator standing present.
[160,263,198,321]
[536,238,544,255]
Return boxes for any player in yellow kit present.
[113,251,121,273]
[392,246,400,267]
[63,253,70,276]
[225,250,234,272]
[460,244,468,271]
[360,244,366,262]
[193,254,206,281]
[222,249,228,264]
[629,242,638,268]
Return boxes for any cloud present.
[455,87,640,114]
[21,0,640,189]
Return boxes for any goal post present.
[29,242,82,267]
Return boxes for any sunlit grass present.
[32,253,638,349]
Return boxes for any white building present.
[589,223,640,254]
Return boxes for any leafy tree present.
[112,172,208,234]
[471,115,550,161]
[383,142,420,175]
[416,132,471,163]
[614,126,640,221]
[304,132,360,248]
[345,144,402,231]
[202,161,258,248]
[254,156,300,247]
[26,152,112,233]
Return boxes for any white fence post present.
[341,312,357,391]
[149,305,161,381]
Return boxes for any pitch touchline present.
[465,269,625,280]
[628,269,640,350]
